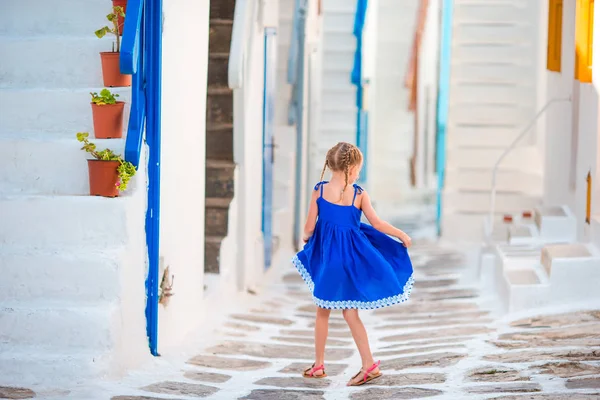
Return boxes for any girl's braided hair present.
[319,142,363,202]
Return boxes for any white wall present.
[543,0,600,242]
[158,0,209,349]
[543,0,576,207]
[369,0,419,209]
[416,0,440,189]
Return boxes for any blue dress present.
[292,181,414,310]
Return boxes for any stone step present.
[454,2,532,22]
[0,347,111,386]
[449,103,532,125]
[0,36,118,88]
[452,42,533,63]
[209,20,233,54]
[206,160,235,199]
[0,245,130,303]
[541,243,600,302]
[446,146,542,171]
[450,62,536,86]
[323,0,357,13]
[206,123,234,161]
[0,194,141,247]
[204,235,224,274]
[205,197,232,238]
[206,87,233,126]
[322,50,354,73]
[322,11,355,33]
[0,0,112,36]
[446,125,529,147]
[444,189,540,214]
[453,21,535,42]
[210,0,235,21]
[323,32,356,52]
[208,53,229,88]
[450,81,534,103]
[445,167,542,194]
[0,135,126,195]
[534,205,577,243]
[0,302,120,350]
[0,88,131,135]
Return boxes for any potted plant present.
[90,89,125,139]
[112,0,128,35]
[77,132,136,197]
[95,6,131,87]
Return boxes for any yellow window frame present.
[575,0,594,82]
[547,0,564,72]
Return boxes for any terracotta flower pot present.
[88,160,120,197]
[112,0,127,35]
[100,52,131,87]
[91,101,124,139]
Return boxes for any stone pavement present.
[2,240,599,400]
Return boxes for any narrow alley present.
[6,211,598,400]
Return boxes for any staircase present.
[205,0,236,274]
[309,0,358,184]
[0,0,148,385]
[442,0,543,241]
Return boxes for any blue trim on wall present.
[262,28,277,269]
[435,0,454,236]
[144,0,162,357]
[120,0,162,356]
[352,0,368,184]
[289,0,307,249]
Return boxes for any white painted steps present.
[0,0,111,36]
[0,0,149,385]
[0,88,131,134]
[442,0,542,242]
[0,37,116,88]
[311,0,357,186]
[0,136,127,195]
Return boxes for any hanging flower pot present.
[96,6,130,87]
[77,133,137,198]
[112,0,127,35]
[88,159,120,197]
[90,89,124,139]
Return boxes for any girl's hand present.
[399,233,412,248]
[303,236,310,243]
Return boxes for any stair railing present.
[120,0,163,356]
[485,97,571,244]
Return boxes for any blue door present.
[262,28,277,269]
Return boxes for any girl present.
[292,142,414,386]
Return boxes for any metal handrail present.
[485,97,571,242]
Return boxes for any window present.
[575,0,594,82]
[547,0,563,72]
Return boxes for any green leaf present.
[95,26,110,38]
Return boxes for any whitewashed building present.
[0,0,327,386]
[410,0,600,312]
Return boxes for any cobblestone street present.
[3,238,600,399]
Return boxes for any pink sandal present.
[303,363,327,378]
[348,360,382,386]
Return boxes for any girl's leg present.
[303,307,330,377]
[343,309,379,384]
[313,306,330,375]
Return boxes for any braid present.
[319,159,328,182]
[340,145,350,202]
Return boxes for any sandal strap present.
[363,360,381,382]
[307,364,324,376]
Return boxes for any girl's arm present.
[302,189,320,242]
[361,191,412,247]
